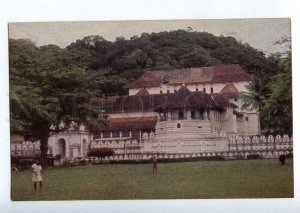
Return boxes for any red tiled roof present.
[211,64,250,83]
[98,116,157,131]
[124,72,161,89]
[124,64,250,89]
[220,83,240,99]
[107,86,230,113]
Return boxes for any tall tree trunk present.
[38,131,50,167]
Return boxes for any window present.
[246,117,249,122]
[196,88,198,91]
[203,88,206,93]
[167,90,170,93]
[178,111,184,120]
[103,132,110,138]
[122,131,129,137]
[177,123,181,128]
[112,131,120,138]
[210,87,214,93]
[160,91,163,94]
[174,89,177,93]
[191,111,196,119]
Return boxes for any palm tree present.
[240,75,267,135]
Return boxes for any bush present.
[286,153,293,158]
[17,158,36,170]
[88,148,114,158]
[247,154,261,160]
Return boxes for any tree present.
[264,53,292,134]
[240,75,267,134]
[10,39,106,165]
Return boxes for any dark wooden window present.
[103,132,110,138]
[211,87,213,93]
[122,131,129,137]
[112,131,120,138]
[191,111,196,119]
[178,111,184,120]
[177,123,181,128]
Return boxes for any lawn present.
[11,159,293,200]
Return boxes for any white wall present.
[129,81,250,96]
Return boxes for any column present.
[204,110,208,120]
[129,131,132,138]
[120,131,123,138]
[100,132,103,138]
[187,111,191,120]
[110,131,113,138]
[66,141,70,157]
[139,130,142,141]
[167,112,171,120]
[80,135,83,157]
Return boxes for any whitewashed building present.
[11,64,292,160]
[93,64,260,154]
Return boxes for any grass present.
[11,159,293,200]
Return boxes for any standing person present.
[152,156,158,175]
[31,160,45,191]
[279,154,286,165]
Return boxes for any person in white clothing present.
[31,160,45,191]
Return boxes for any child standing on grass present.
[31,160,46,191]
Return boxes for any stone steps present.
[154,120,212,139]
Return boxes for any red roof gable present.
[124,64,250,89]
[220,83,240,99]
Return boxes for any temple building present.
[89,64,260,155]
[12,64,293,161]
[44,64,263,158]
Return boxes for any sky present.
[9,18,290,56]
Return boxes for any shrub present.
[88,148,114,159]
[247,154,261,160]
[17,158,37,170]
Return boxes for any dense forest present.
[9,29,292,162]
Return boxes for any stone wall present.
[11,134,293,161]
[11,141,41,156]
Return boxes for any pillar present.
[187,111,191,119]
[167,112,171,120]
[139,130,142,141]
[65,140,70,157]
[204,110,208,120]
[80,136,83,157]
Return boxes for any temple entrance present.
[58,138,66,158]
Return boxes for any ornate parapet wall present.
[90,139,140,155]
[11,134,293,162]
[11,141,41,156]
[229,134,293,152]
